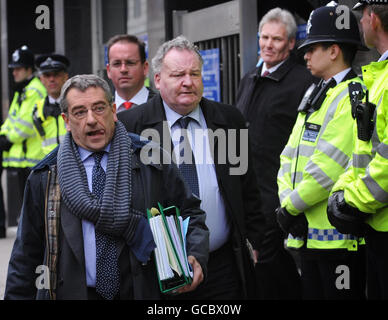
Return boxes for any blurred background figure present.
[33,53,70,155]
[0,45,46,232]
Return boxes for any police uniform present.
[33,54,69,155]
[277,4,366,299]
[328,0,388,299]
[0,46,46,228]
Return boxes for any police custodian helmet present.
[298,3,366,50]
[8,45,35,69]
[353,0,388,10]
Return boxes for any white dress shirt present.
[163,102,231,252]
[115,86,149,113]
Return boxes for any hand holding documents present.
[147,203,193,294]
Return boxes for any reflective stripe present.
[353,153,373,168]
[377,143,388,160]
[279,188,292,203]
[362,174,388,203]
[320,88,349,134]
[14,126,31,139]
[282,144,315,158]
[42,136,60,147]
[308,228,358,241]
[290,191,309,211]
[278,163,291,177]
[292,172,304,184]
[26,87,45,99]
[281,145,295,158]
[16,118,34,129]
[3,157,41,164]
[305,161,334,192]
[298,145,315,158]
[316,138,350,169]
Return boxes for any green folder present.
[147,202,193,294]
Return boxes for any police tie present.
[176,117,200,197]
[93,152,120,300]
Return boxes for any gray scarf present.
[57,121,141,242]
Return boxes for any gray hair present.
[151,35,203,74]
[59,74,113,113]
[258,7,297,40]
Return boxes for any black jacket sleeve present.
[5,170,46,299]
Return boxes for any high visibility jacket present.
[32,97,66,155]
[278,74,363,250]
[332,59,388,232]
[1,77,47,168]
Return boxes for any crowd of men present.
[2,0,388,300]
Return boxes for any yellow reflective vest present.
[1,77,46,168]
[32,97,67,155]
[278,74,363,250]
[332,59,388,232]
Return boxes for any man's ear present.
[154,73,161,90]
[288,37,296,51]
[61,113,71,132]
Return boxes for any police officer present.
[327,0,388,299]
[277,3,367,299]
[33,54,69,155]
[0,45,46,230]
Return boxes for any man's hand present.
[176,255,203,294]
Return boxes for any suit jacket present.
[5,133,209,300]
[118,94,266,297]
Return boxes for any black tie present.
[176,117,200,197]
[93,152,120,300]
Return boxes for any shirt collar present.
[78,143,111,162]
[378,49,388,62]
[48,95,60,104]
[162,101,201,129]
[324,68,351,86]
[115,86,149,107]
[261,59,286,76]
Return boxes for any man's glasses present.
[109,59,141,69]
[70,104,109,120]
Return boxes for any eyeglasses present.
[109,59,141,69]
[70,104,109,119]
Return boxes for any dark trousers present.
[176,241,242,300]
[0,160,6,231]
[300,247,366,300]
[365,226,388,299]
[255,223,302,300]
[6,167,30,226]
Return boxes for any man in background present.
[106,34,155,112]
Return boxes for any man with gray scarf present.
[5,74,209,300]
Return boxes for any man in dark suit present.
[5,74,208,300]
[106,34,155,112]
[235,8,315,299]
[118,35,265,299]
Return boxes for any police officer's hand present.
[327,191,370,237]
[176,255,203,294]
[0,135,12,151]
[276,207,307,238]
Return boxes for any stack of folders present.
[147,203,193,294]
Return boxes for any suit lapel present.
[60,203,85,268]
